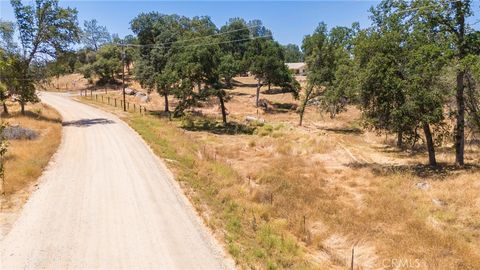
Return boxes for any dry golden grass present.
[206,125,480,269]
[78,75,480,269]
[1,102,62,209]
[38,73,89,92]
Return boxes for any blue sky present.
[1,1,479,46]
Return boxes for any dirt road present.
[0,92,234,269]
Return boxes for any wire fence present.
[79,89,149,115]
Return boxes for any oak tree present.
[10,0,79,114]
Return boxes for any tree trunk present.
[20,102,25,115]
[454,0,466,166]
[163,89,169,112]
[423,123,437,167]
[397,131,403,149]
[268,83,271,92]
[454,70,465,166]
[197,82,202,93]
[2,102,8,115]
[299,87,313,126]
[218,94,227,124]
[256,78,261,107]
[411,126,419,151]
[299,108,305,126]
[299,99,307,126]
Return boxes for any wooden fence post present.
[303,215,306,233]
[351,246,355,270]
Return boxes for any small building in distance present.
[286,62,307,76]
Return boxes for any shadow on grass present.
[63,118,115,127]
[322,127,363,134]
[262,88,296,95]
[263,108,291,115]
[182,119,255,135]
[231,78,257,87]
[2,111,62,124]
[348,162,480,178]
[260,101,298,115]
[273,102,297,110]
[228,91,252,97]
[373,144,480,158]
[148,110,178,118]
[371,145,404,154]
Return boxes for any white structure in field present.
[286,62,307,75]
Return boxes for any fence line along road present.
[80,90,149,115]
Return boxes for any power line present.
[116,34,272,50]
[158,34,271,49]
[122,23,264,49]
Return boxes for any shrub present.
[33,108,43,116]
[2,126,39,140]
[255,124,274,137]
[181,115,195,129]
[254,123,284,137]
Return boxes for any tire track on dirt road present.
[0,92,234,269]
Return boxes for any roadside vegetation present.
[0,102,62,232]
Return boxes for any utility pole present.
[122,43,126,112]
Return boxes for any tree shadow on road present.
[62,118,115,127]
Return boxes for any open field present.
[78,75,480,269]
[0,102,62,235]
[38,73,90,92]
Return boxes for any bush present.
[33,108,43,116]
[181,115,195,129]
[2,126,39,140]
[254,123,284,137]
